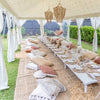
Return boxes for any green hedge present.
[97,28,100,45]
[21,27,25,35]
[70,25,78,39]
[70,25,100,45]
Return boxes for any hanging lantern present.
[45,9,53,23]
[53,3,66,23]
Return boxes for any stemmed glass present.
[71,49,78,62]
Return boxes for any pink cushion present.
[69,43,74,49]
[25,49,32,53]
[39,65,57,75]
[54,30,63,36]
[67,43,77,49]
[31,46,39,50]
[58,31,63,35]
[94,57,100,64]
[28,39,31,42]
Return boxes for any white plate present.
[97,69,100,72]
[91,65,100,69]
[89,63,100,68]
[93,73,100,77]
[66,59,75,63]
[75,67,83,71]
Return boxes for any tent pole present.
[39,20,44,37]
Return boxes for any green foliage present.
[4,35,7,38]
[21,27,25,35]
[15,27,17,30]
[70,25,78,39]
[44,29,55,36]
[80,26,94,43]
[97,28,100,45]
[0,34,7,39]
[70,38,100,55]
[36,33,38,36]
[70,25,100,45]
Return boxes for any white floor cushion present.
[25,63,40,70]
[31,50,47,57]
[29,84,56,100]
[33,70,56,78]
[37,78,66,93]
[31,43,40,48]
[27,53,43,59]
[25,46,31,50]
[34,70,47,78]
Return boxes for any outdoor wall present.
[44,21,60,36]
[82,19,92,26]
[22,19,92,36]
[70,18,92,26]
[22,20,40,36]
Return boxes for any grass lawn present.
[0,39,20,100]
[70,38,100,56]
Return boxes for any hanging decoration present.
[45,9,53,23]
[53,2,66,23]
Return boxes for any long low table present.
[41,40,98,93]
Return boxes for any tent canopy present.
[1,0,100,19]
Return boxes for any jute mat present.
[14,39,100,100]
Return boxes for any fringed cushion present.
[54,30,63,36]
[25,49,32,53]
[37,78,66,96]
[83,51,98,60]
[29,84,56,100]
[94,57,100,64]
[31,50,47,57]
[31,46,39,50]
[31,57,54,66]
[28,39,39,44]
[39,65,57,75]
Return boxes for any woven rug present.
[14,39,100,100]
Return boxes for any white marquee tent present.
[1,0,100,91]
[1,0,100,19]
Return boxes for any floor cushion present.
[39,65,57,75]
[29,39,39,44]
[25,46,31,50]
[31,50,47,57]
[94,57,100,64]
[37,80,60,97]
[37,78,66,96]
[34,70,56,79]
[83,51,98,60]
[34,70,47,78]
[31,43,40,48]
[25,49,32,53]
[31,57,54,66]
[25,63,40,70]
[27,53,44,59]
[61,40,68,46]
[31,46,39,50]
[29,84,56,100]
[56,38,63,44]
[54,30,63,36]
